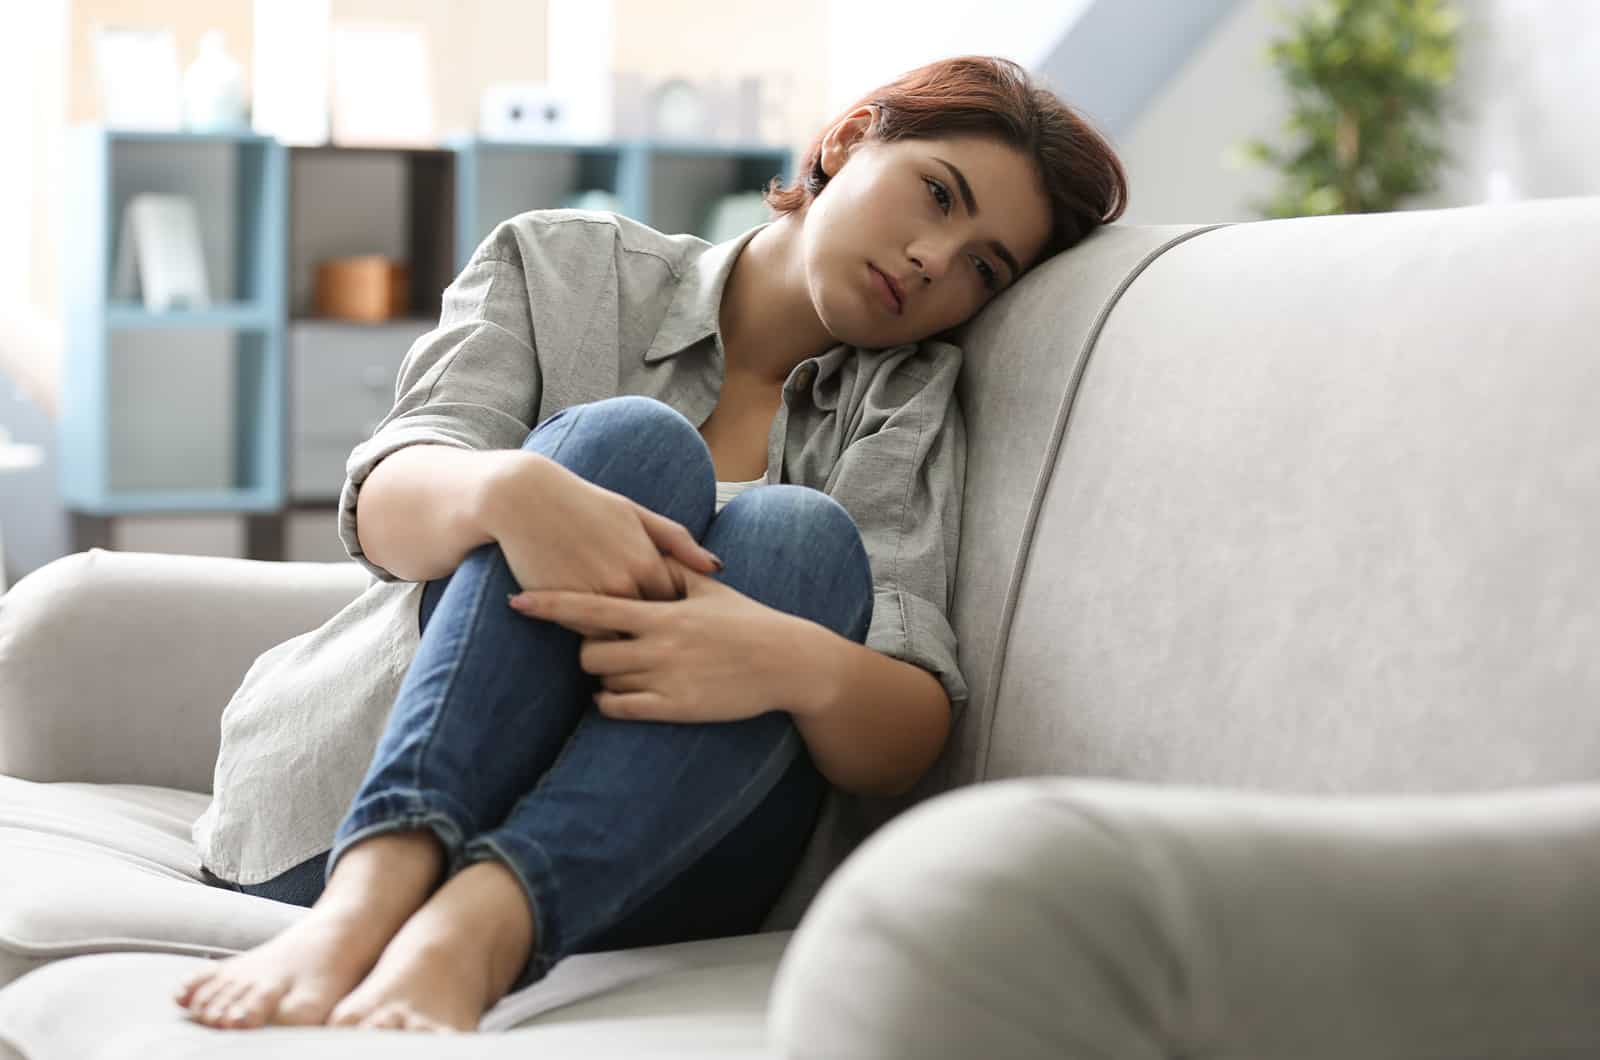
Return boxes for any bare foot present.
[174,831,447,1029]
[327,858,536,1032]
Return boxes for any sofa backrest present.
[945,197,1600,798]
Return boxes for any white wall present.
[825,0,1092,115]
[1114,0,1600,225]
[1427,0,1600,207]
[0,2,69,414]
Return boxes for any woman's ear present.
[820,106,877,178]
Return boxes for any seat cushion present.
[0,776,276,990]
[0,775,789,1055]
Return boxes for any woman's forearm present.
[785,619,952,798]
[354,444,540,582]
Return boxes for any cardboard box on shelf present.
[313,255,410,322]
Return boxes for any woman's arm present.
[782,616,952,799]
[355,444,538,583]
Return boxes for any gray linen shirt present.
[192,208,969,885]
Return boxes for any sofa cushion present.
[0,934,787,1058]
[0,775,789,1055]
[0,776,270,990]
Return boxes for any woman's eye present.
[924,177,952,214]
[973,257,998,291]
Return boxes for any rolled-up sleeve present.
[338,236,543,582]
[826,353,969,719]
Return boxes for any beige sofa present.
[2,195,1598,1057]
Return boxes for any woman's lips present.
[869,265,902,315]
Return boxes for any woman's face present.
[800,109,1054,349]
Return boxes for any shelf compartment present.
[288,146,455,323]
[96,129,285,311]
[641,146,792,240]
[60,328,282,513]
[453,140,626,269]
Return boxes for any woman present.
[174,53,1128,1033]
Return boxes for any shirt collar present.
[643,220,773,364]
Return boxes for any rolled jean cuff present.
[459,831,564,992]
[325,787,479,888]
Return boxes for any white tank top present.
[714,474,765,513]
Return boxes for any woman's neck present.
[718,212,836,384]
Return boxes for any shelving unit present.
[61,126,287,554]
[447,137,791,271]
[60,126,793,560]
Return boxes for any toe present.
[226,982,282,1029]
[173,968,211,1007]
[361,1005,405,1030]
[203,981,249,1027]
[327,996,371,1028]
[414,1012,458,1033]
[273,987,333,1027]
[187,977,230,1021]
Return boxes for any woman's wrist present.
[472,449,558,544]
[774,615,846,719]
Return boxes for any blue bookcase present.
[60,127,287,530]
[62,126,791,559]
[449,137,791,271]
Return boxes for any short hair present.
[765,55,1129,264]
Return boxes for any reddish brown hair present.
[765,55,1128,266]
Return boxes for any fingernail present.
[707,552,724,570]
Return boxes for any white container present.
[183,30,248,131]
[252,0,331,145]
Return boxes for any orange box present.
[314,255,410,322]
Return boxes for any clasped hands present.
[508,554,803,724]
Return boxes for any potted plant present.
[1233,0,1464,217]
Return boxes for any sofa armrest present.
[0,547,370,791]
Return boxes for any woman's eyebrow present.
[931,155,1020,283]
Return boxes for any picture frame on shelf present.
[112,194,212,311]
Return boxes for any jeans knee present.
[528,395,704,458]
[724,485,872,600]
[520,396,713,512]
[725,485,862,554]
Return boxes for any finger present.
[508,596,626,639]
[660,554,692,597]
[593,689,669,721]
[518,590,658,635]
[600,671,653,693]
[633,503,722,572]
[636,552,679,603]
[579,635,651,676]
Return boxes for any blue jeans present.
[203,396,874,993]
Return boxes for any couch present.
[2,195,1597,1058]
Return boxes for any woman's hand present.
[508,555,804,723]
[482,453,722,623]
